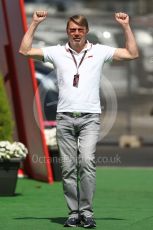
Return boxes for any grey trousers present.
[56,113,100,218]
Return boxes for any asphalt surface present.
[96,144,153,167]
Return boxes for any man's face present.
[67,20,88,47]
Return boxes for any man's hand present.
[19,10,47,59]
[115,12,129,27]
[113,12,139,61]
[33,11,48,24]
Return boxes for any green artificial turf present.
[0,167,153,230]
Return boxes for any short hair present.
[66,15,89,30]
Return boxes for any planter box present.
[0,159,21,196]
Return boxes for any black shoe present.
[80,216,96,228]
[64,217,80,227]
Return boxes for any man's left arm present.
[113,12,139,61]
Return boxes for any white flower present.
[0,141,28,160]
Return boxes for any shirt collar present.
[65,40,92,53]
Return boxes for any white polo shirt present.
[42,42,116,113]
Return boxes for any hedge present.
[0,74,14,141]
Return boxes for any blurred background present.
[24,0,153,166]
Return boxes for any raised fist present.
[33,11,48,24]
[115,12,129,26]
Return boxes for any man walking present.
[19,11,138,228]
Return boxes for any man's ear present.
[66,27,68,35]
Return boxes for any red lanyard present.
[69,49,87,74]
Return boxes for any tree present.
[0,74,14,141]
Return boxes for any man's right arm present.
[19,11,47,61]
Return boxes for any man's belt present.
[62,112,89,118]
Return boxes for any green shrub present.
[0,74,14,141]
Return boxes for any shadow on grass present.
[14,216,125,226]
[97,217,125,221]
[0,193,22,197]
[14,193,23,196]
[14,217,66,225]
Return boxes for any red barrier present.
[0,0,54,183]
